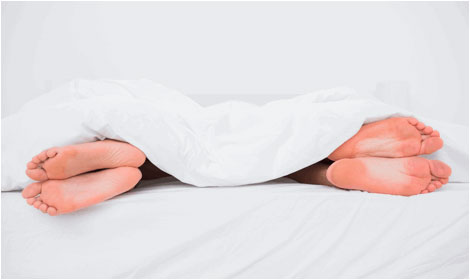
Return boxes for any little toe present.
[421,190,429,194]
[39,203,48,213]
[47,207,58,216]
[22,182,43,198]
[25,168,48,181]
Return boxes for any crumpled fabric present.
[2,79,467,190]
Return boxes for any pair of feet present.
[22,140,147,216]
[22,117,451,216]
[323,117,450,195]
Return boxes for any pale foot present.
[326,157,451,196]
[26,140,146,181]
[22,167,142,216]
[328,117,443,161]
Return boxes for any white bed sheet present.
[2,178,468,278]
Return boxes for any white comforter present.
[2,79,468,190]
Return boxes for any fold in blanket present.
[2,79,468,190]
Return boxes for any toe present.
[26,197,37,205]
[440,178,449,184]
[431,130,440,137]
[27,161,38,169]
[32,156,41,164]
[22,182,43,198]
[39,203,48,213]
[33,200,42,209]
[420,137,443,154]
[416,122,425,130]
[427,183,436,192]
[46,149,58,158]
[420,190,429,194]
[433,181,443,189]
[25,168,48,181]
[47,207,58,216]
[429,160,452,178]
[422,126,433,135]
[37,151,48,161]
[407,117,418,125]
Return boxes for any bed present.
[2,177,468,278]
[2,2,468,277]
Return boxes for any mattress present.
[2,177,468,278]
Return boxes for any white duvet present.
[2,79,468,190]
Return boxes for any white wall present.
[2,1,468,125]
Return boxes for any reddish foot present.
[326,157,451,196]
[26,140,146,181]
[22,167,142,216]
[328,117,443,161]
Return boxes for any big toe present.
[22,182,43,198]
[428,160,452,179]
[421,137,444,154]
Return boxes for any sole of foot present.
[26,140,146,181]
[22,167,142,216]
[326,156,451,196]
[328,117,444,161]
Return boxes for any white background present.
[2,1,468,125]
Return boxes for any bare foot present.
[328,117,443,161]
[326,157,451,196]
[22,167,142,216]
[26,140,146,181]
